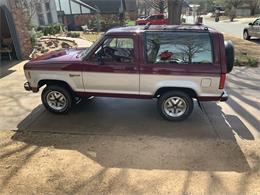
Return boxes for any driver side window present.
[254,19,260,25]
[90,37,134,64]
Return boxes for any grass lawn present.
[126,20,136,26]
[224,34,259,67]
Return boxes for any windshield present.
[80,34,105,59]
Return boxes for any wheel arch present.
[243,29,250,36]
[38,79,74,94]
[154,87,198,99]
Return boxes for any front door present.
[83,36,139,96]
[250,19,260,37]
[255,19,260,37]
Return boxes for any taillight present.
[219,73,226,89]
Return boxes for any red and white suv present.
[24,25,234,121]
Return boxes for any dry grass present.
[79,32,103,43]
[224,34,260,66]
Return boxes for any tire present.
[41,85,72,114]
[243,30,251,40]
[157,91,194,121]
[224,41,235,73]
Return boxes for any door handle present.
[69,74,81,77]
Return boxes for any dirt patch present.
[0,130,260,194]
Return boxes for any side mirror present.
[249,23,253,26]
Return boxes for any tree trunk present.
[168,0,184,25]
[229,6,236,22]
[250,7,256,16]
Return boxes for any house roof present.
[80,0,136,13]
[80,0,122,14]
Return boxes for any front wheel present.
[41,85,72,114]
[157,91,194,121]
[243,30,251,40]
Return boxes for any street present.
[204,18,248,38]
[204,18,260,45]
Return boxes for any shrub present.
[67,32,80,38]
[234,58,243,66]
[37,24,64,36]
[100,16,123,31]
[247,57,258,67]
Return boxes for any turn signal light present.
[219,73,226,89]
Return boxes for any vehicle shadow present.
[249,38,260,45]
[12,98,251,172]
[0,60,19,79]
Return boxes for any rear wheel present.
[243,30,251,40]
[157,91,194,121]
[41,85,72,114]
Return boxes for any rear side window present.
[145,32,213,64]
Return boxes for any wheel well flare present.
[154,87,197,98]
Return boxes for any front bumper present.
[24,82,32,91]
[220,90,229,102]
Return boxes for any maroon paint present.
[197,96,221,101]
[24,26,226,101]
[76,91,221,101]
[25,26,224,77]
[76,92,153,99]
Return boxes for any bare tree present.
[176,36,210,63]
[168,0,184,25]
[144,0,168,13]
[248,0,260,16]
[138,0,152,16]
[215,0,245,22]
[15,0,50,28]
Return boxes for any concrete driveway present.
[0,61,260,194]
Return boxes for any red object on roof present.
[159,50,173,60]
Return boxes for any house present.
[81,0,137,19]
[236,3,260,17]
[55,0,98,27]
[30,0,59,26]
[236,4,251,17]
[0,0,32,60]
[55,0,137,28]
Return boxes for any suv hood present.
[30,48,85,63]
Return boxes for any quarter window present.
[145,32,213,64]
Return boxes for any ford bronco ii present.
[24,25,234,121]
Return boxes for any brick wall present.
[8,0,32,59]
[63,13,119,26]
